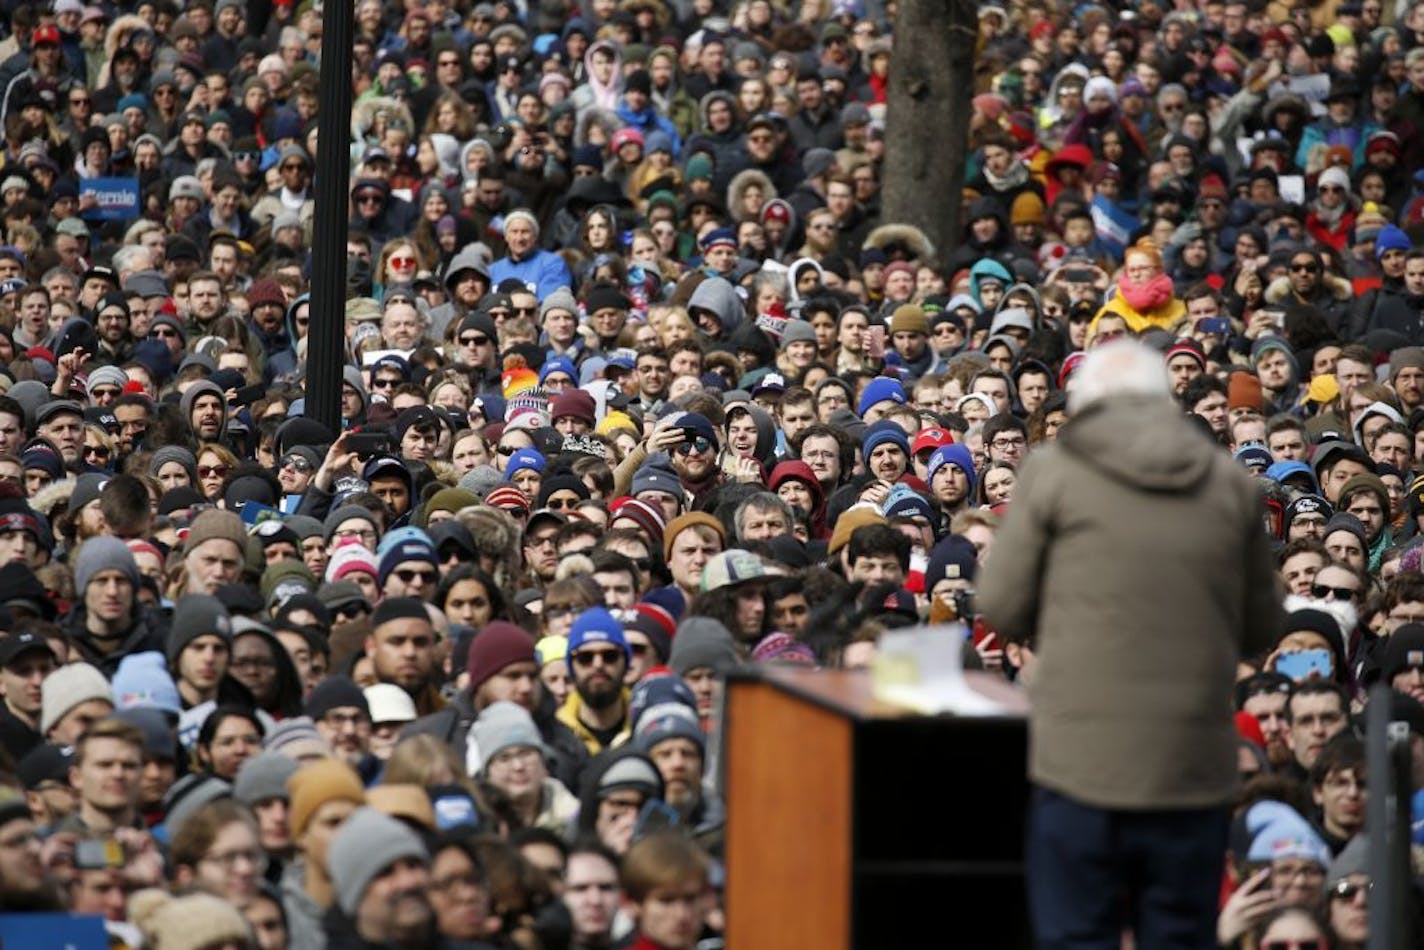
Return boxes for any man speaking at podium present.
[979,340,1284,948]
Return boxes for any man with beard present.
[325,807,435,947]
[365,598,441,716]
[557,608,632,754]
[635,699,724,848]
[1237,672,1295,770]
[662,413,726,508]
[307,676,372,769]
[182,380,227,443]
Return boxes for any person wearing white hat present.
[363,683,417,760]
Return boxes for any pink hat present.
[611,127,645,153]
[324,539,378,583]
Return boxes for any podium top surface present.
[728,666,1030,722]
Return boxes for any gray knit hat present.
[149,446,199,483]
[458,465,501,499]
[1328,833,1368,887]
[324,505,377,543]
[286,515,324,541]
[780,320,818,349]
[69,472,111,516]
[471,701,545,773]
[40,662,111,734]
[540,287,578,319]
[162,773,232,838]
[75,535,140,594]
[264,715,327,756]
[329,807,429,915]
[86,365,128,395]
[167,594,232,666]
[669,617,739,676]
[233,749,299,806]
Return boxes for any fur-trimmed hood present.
[351,96,414,144]
[575,107,620,148]
[30,478,75,518]
[862,222,936,262]
[727,169,777,223]
[1265,273,1352,305]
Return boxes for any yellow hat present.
[1307,373,1340,405]
[535,635,568,667]
[597,411,636,436]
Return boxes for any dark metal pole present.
[1366,685,1413,950]
[305,0,354,434]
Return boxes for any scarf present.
[983,159,1030,194]
[1119,271,1175,313]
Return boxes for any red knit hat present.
[466,621,537,692]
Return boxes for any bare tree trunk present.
[881,0,978,271]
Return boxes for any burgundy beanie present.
[466,622,537,692]
[550,389,597,426]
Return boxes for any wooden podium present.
[723,667,1031,948]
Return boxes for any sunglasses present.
[1311,583,1357,601]
[389,255,417,268]
[675,437,713,455]
[335,602,368,620]
[233,150,260,162]
[393,568,437,584]
[545,497,580,510]
[370,377,398,389]
[84,444,111,459]
[460,334,490,346]
[572,648,624,667]
[1291,262,1320,274]
[356,193,383,204]
[1330,879,1371,901]
[90,387,120,399]
[280,454,313,472]
[280,162,306,172]
[497,444,522,456]
[198,464,230,479]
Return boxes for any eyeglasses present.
[198,464,230,479]
[91,387,120,399]
[460,334,490,346]
[280,162,305,172]
[1311,583,1358,601]
[69,96,91,106]
[393,568,437,584]
[990,436,1026,450]
[233,150,260,162]
[545,496,580,510]
[370,377,398,389]
[280,454,313,472]
[355,193,383,205]
[389,255,417,268]
[1291,262,1320,274]
[527,533,558,549]
[149,326,179,339]
[84,444,111,459]
[572,648,625,667]
[497,443,522,456]
[675,437,712,455]
[332,527,376,543]
[335,602,368,620]
[747,133,774,144]
[512,305,537,317]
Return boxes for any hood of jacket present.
[179,379,228,431]
[1059,396,1214,493]
[969,258,1014,302]
[687,276,743,336]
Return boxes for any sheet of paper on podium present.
[872,623,1005,716]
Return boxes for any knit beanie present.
[261,559,317,608]
[668,617,739,676]
[420,487,478,525]
[550,389,597,426]
[233,749,299,806]
[86,365,128,396]
[826,505,887,556]
[366,784,436,831]
[780,320,818,350]
[611,498,667,546]
[471,700,546,772]
[631,464,682,502]
[466,621,537,693]
[540,287,578,319]
[161,773,232,837]
[148,445,198,483]
[1010,190,1046,226]
[635,702,705,755]
[68,472,110,518]
[662,511,726,560]
[75,535,140,593]
[888,305,929,337]
[264,716,327,758]
[184,509,248,555]
[167,594,232,665]
[328,807,429,915]
[377,535,438,588]
[287,758,365,838]
[324,505,377,544]
[305,675,370,721]
[129,889,254,950]
[1227,370,1265,412]
[40,662,112,734]
[111,652,182,716]
[535,635,568,668]
[325,539,379,583]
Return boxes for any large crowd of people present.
[1,0,1424,946]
